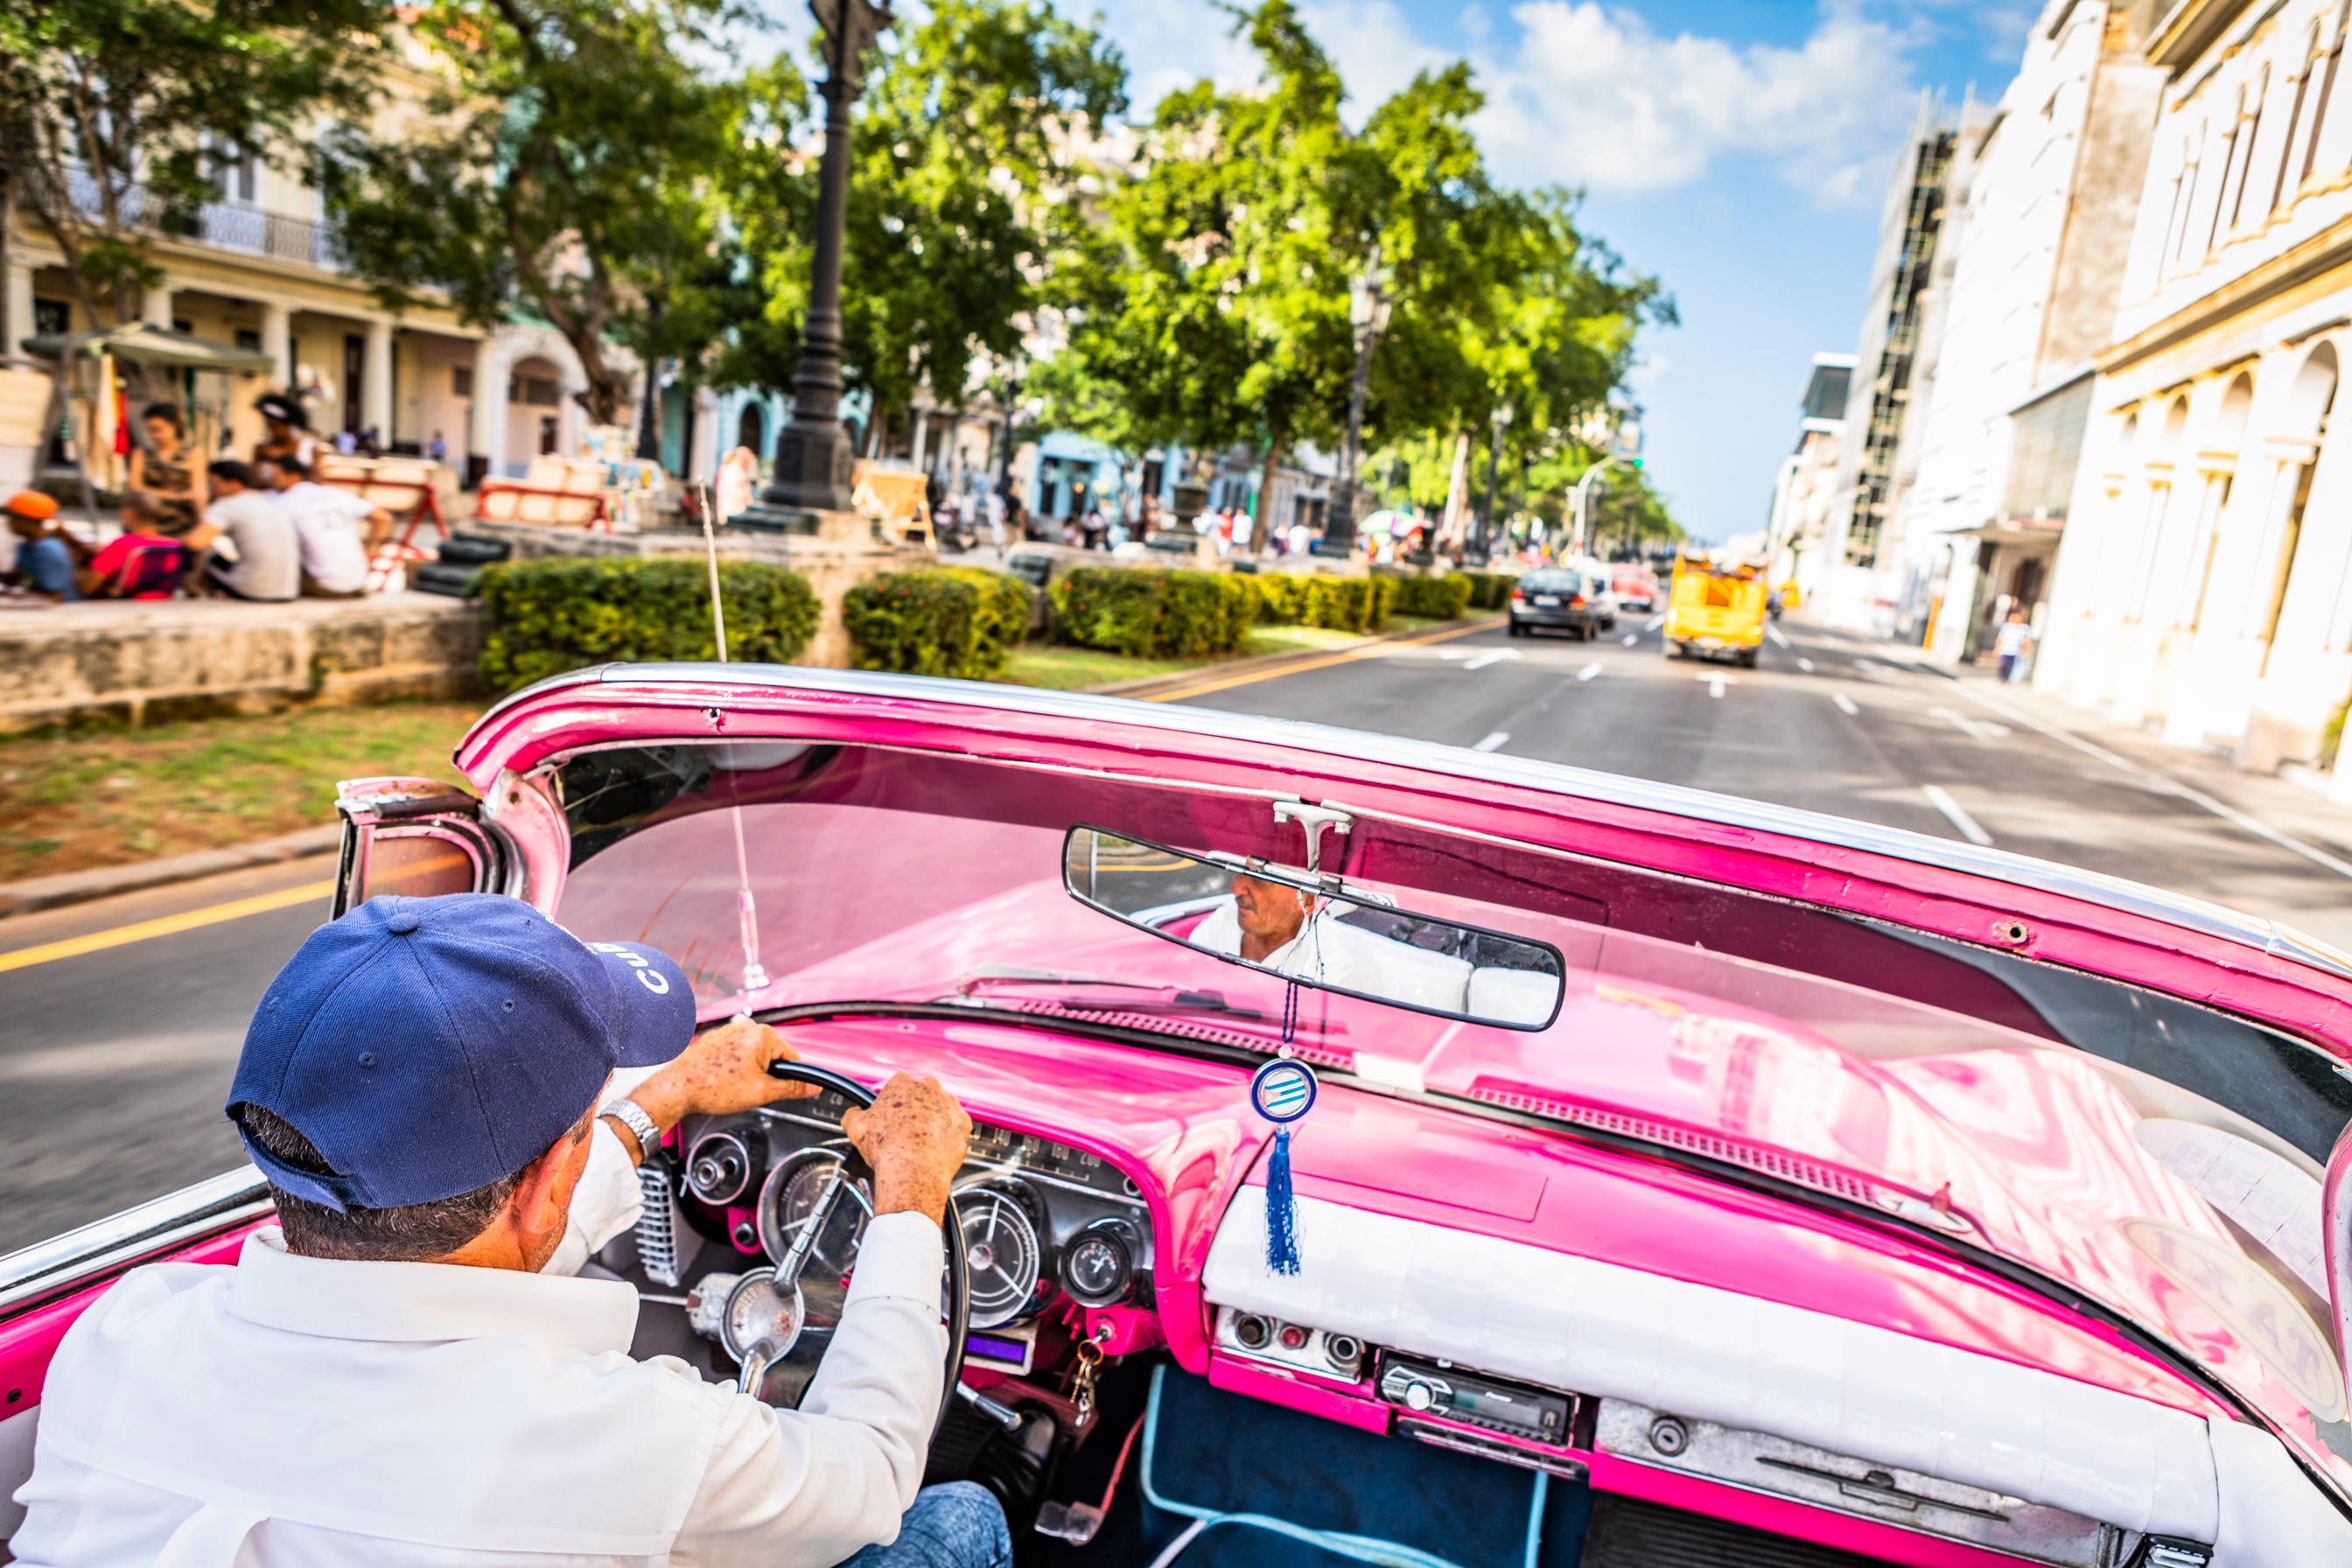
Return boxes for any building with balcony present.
[1765,354,1855,592]
[2031,0,2352,787]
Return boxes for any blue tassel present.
[1265,1127,1300,1276]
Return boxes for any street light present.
[746,0,892,521]
[1571,452,1642,556]
[1325,245,1391,556]
[1477,402,1513,560]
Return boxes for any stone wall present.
[0,597,487,731]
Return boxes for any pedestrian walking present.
[1994,611,2032,682]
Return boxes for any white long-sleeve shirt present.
[9,1126,946,1568]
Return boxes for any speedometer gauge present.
[756,1150,872,1274]
[952,1185,1042,1329]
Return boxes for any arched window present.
[2306,2,2352,183]
[2234,66,2274,232]
[2272,25,2325,214]
[2169,130,2206,270]
[2260,344,2339,661]
[2209,87,2251,253]
[2188,374,2255,629]
[737,402,766,456]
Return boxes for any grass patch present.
[1001,625,1381,691]
[0,702,478,883]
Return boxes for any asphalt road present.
[10,611,2352,1255]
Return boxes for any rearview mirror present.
[1062,825,1565,1031]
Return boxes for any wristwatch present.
[600,1096,661,1158]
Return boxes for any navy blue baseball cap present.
[228,893,696,1211]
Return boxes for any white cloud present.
[1466,2,1921,201]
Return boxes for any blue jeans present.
[839,1482,1011,1568]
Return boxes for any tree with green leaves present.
[320,0,734,427]
[1047,0,1672,550]
[0,0,388,331]
[718,0,1125,443]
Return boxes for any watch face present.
[723,1269,806,1361]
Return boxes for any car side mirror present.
[1061,824,1566,1031]
[332,775,511,917]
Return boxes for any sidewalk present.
[1872,636,2352,876]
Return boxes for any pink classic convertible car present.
[7,663,2352,1567]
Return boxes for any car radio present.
[1376,1354,1572,1444]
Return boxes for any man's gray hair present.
[240,1103,590,1262]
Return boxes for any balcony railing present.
[66,169,344,272]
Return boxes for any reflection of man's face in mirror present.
[1230,873,1309,962]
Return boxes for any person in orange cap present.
[4,491,90,601]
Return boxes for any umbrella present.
[1358,508,1404,537]
[20,322,276,374]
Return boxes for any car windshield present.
[1520,571,1578,592]
[550,738,2352,1477]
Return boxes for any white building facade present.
[2033,0,2352,788]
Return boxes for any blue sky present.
[1070,0,2043,542]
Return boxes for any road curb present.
[1089,616,1508,699]
[0,825,342,921]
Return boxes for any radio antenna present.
[702,482,768,998]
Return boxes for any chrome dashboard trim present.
[475,663,2352,984]
[0,1166,270,1314]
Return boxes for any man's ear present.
[511,1130,585,1235]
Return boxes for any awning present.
[19,322,276,374]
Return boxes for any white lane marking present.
[1922,784,1994,847]
[1463,648,1522,672]
[1577,662,1603,682]
[1646,614,1665,631]
[1473,732,1509,752]
[1797,657,1816,673]
[1766,624,1789,648]
[1928,705,2011,744]
[1620,634,1638,647]
[1853,659,1895,678]
[1438,649,1471,661]
[1950,682,2352,882]
[1698,672,1733,699]
[1831,691,1859,716]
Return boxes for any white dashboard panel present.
[1203,1191,2225,1544]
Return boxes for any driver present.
[1189,872,1355,989]
[10,892,1006,1568]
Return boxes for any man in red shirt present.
[84,493,194,599]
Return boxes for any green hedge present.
[1456,571,1516,612]
[1049,567,1257,658]
[843,566,1032,681]
[1251,573,1396,633]
[475,556,818,693]
[1387,575,1474,620]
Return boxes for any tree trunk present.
[1250,434,1284,555]
[636,357,663,462]
[1440,430,1472,542]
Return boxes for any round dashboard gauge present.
[756,1151,872,1273]
[685,1129,756,1205]
[1060,1224,1133,1307]
[952,1185,1042,1330]
[720,1266,806,1362]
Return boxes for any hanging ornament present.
[1249,1052,1316,1277]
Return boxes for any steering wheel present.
[707,1061,969,1435]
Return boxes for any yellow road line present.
[1144,618,1505,704]
[0,879,336,974]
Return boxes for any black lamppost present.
[746,0,892,522]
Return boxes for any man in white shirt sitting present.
[256,453,391,598]
[10,892,1005,1568]
[198,460,301,601]
[1189,872,1356,990]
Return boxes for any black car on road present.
[1508,569,1606,640]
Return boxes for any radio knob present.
[1401,1379,1435,1412]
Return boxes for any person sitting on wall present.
[82,492,196,600]
[199,460,301,602]
[256,453,391,599]
[253,392,320,473]
[128,402,206,539]
[4,490,91,602]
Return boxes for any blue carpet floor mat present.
[1032,1359,1592,1567]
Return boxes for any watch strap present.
[601,1096,660,1156]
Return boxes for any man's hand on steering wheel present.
[842,1075,971,1225]
[604,1018,818,1163]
